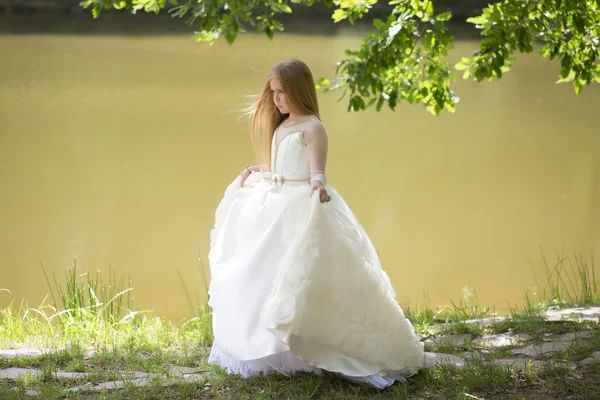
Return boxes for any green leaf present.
[315,78,330,89]
[332,9,347,23]
[573,15,585,34]
[560,55,572,78]
[454,57,473,71]
[373,18,386,32]
[266,26,274,39]
[575,79,583,94]
[422,32,434,51]
[376,95,385,111]
[194,30,219,44]
[352,95,366,111]
[91,4,101,18]
[79,0,93,8]
[388,90,398,110]
[425,1,433,17]
[113,1,128,10]
[436,11,452,21]
[466,15,487,26]
[225,29,237,45]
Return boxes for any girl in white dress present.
[207,59,424,389]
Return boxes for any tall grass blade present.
[178,270,197,319]
[38,257,59,313]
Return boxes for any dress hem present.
[207,343,408,390]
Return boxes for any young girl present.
[207,59,424,389]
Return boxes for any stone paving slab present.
[0,366,210,393]
[55,371,87,379]
[545,307,600,322]
[463,317,507,326]
[69,378,150,392]
[511,341,570,357]
[0,367,87,380]
[580,351,600,366]
[0,348,49,359]
[461,351,485,360]
[68,372,211,393]
[423,352,466,368]
[124,371,150,379]
[559,330,592,342]
[425,334,473,347]
[0,368,42,379]
[431,317,507,332]
[473,333,533,347]
[180,372,211,383]
[490,358,547,371]
[169,366,203,376]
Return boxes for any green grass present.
[403,286,491,336]
[39,257,135,324]
[0,251,599,398]
[531,250,600,309]
[557,329,600,362]
[0,361,589,400]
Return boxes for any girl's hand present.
[311,180,331,203]
[240,165,260,186]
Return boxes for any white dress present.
[207,117,424,389]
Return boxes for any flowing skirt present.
[207,173,423,388]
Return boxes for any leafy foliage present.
[319,1,459,114]
[80,0,309,42]
[456,0,600,96]
[80,0,600,114]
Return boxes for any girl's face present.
[270,77,293,115]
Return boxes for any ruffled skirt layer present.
[208,173,424,388]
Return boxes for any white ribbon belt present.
[263,172,310,186]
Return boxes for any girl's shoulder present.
[303,117,327,134]
[302,117,328,143]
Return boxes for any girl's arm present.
[303,121,331,203]
[240,165,261,186]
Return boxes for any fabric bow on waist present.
[263,172,309,187]
[271,173,283,186]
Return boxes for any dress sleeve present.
[302,122,328,186]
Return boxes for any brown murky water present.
[1,25,599,321]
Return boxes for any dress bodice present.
[270,118,316,180]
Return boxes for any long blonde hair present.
[247,59,320,171]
